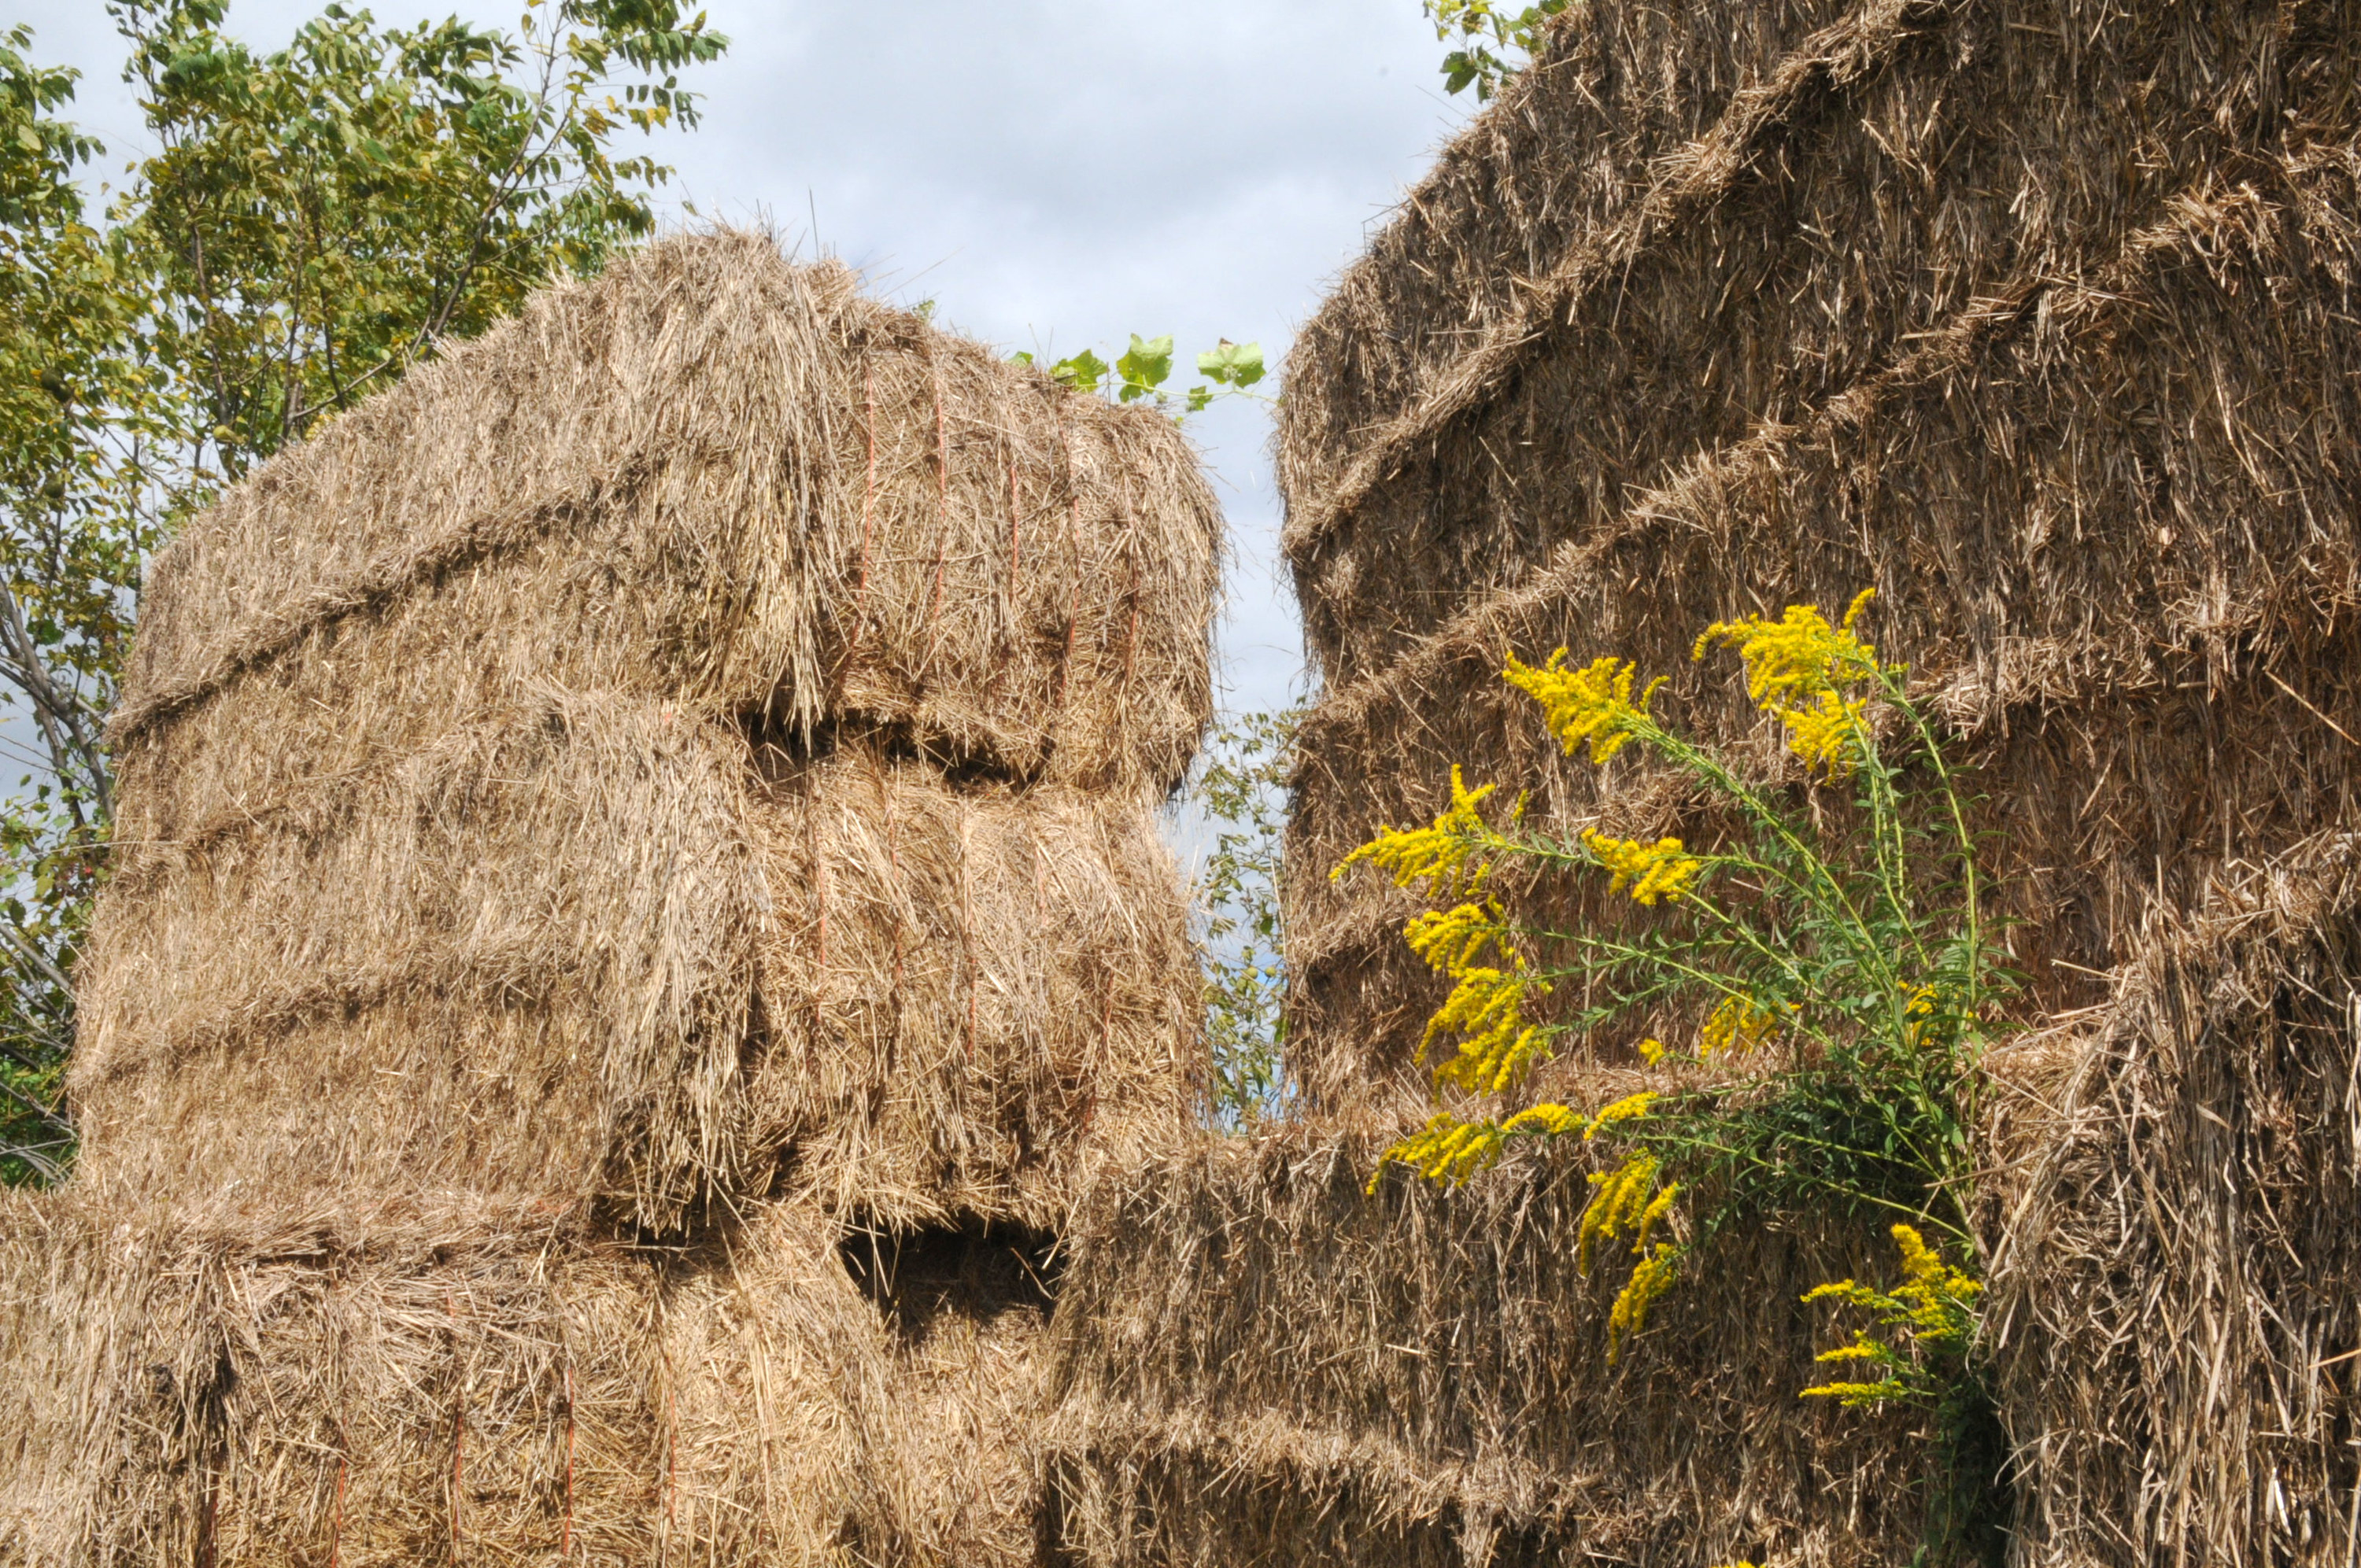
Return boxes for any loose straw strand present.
[1056,415,1083,709]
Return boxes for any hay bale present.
[1979,837,2361,1566]
[0,1190,903,1568]
[749,740,1200,1231]
[1036,1116,1928,1567]
[72,227,1217,1231]
[1274,0,2361,1101]
[75,693,764,1225]
[112,228,1217,794]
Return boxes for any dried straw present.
[1038,1112,1928,1568]
[73,226,1217,1234]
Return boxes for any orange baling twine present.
[926,368,950,629]
[561,1362,577,1559]
[854,363,878,611]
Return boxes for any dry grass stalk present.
[1269,0,2361,1559]
[0,1190,894,1568]
[13,227,1220,1563]
[0,1185,1082,1567]
[1277,0,2361,1101]
[1979,836,2361,1567]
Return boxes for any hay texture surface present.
[1277,0,2361,1101]
[0,1189,1069,1568]
[73,228,1216,1233]
[1038,1117,1927,1568]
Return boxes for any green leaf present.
[1050,349,1108,393]
[1115,332,1173,402]
[1195,338,1265,388]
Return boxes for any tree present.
[0,0,727,1182]
[1191,706,1299,1127]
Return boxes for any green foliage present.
[0,26,165,1183]
[1015,333,1264,417]
[1422,0,1568,99]
[1189,706,1299,1128]
[0,1,726,1183]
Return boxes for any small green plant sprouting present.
[1014,335,1265,416]
[1423,0,1569,100]
[1336,592,2013,1557]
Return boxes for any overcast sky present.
[12,1,1474,720]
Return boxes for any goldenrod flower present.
[1693,592,1887,776]
[1698,994,1779,1059]
[1779,688,1871,776]
[1580,828,1704,904]
[1607,1241,1679,1361]
[1693,592,1880,702]
[1334,766,1509,898]
[1800,1223,1981,1407]
[1583,1090,1657,1138]
[1420,961,1553,1096]
[1403,901,1513,973]
[1577,1151,1661,1270]
[1502,650,1666,764]
[1632,1180,1681,1254]
[1501,1101,1587,1138]
[1371,1098,1592,1194]
[1637,1037,1668,1065]
[1372,1112,1507,1190]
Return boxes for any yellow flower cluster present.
[1583,1090,1657,1138]
[1374,1112,1512,1190]
[1369,1102,1588,1192]
[1799,1224,1982,1407]
[1698,994,1779,1060]
[1332,765,1509,900]
[1403,901,1513,973]
[1421,963,1552,1096]
[1502,650,1666,764]
[1693,591,1883,776]
[1580,828,1704,905]
[1578,1150,1676,1268]
[1502,1101,1587,1138]
[1608,1243,1679,1362]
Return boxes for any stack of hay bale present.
[0,229,1220,1566]
[1041,2,2361,1563]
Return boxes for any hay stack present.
[1250,1,2361,1561]
[1037,1114,1930,1568]
[16,228,1218,1565]
[1277,0,2361,1104]
[75,226,1218,1231]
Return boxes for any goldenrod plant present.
[1339,592,2014,1558]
